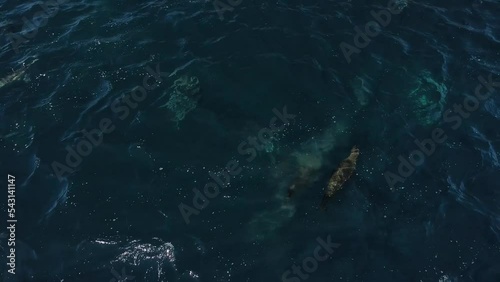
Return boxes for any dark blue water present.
[1,0,499,281]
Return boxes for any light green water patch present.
[160,75,200,127]
[395,0,409,10]
[351,75,373,107]
[256,121,289,155]
[248,120,352,241]
[245,203,295,242]
[287,119,351,173]
[263,139,276,153]
[273,119,351,196]
[407,70,447,126]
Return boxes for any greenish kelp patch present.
[160,75,201,126]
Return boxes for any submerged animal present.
[0,68,26,89]
[0,58,38,89]
[320,146,359,210]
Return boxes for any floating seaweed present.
[160,75,200,127]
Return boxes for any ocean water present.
[0,0,499,281]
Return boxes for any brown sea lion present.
[320,146,359,210]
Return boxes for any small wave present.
[447,176,500,241]
[471,126,499,168]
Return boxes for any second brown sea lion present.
[320,146,359,210]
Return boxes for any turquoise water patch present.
[160,75,201,126]
[408,70,447,126]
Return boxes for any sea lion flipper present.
[287,184,296,198]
